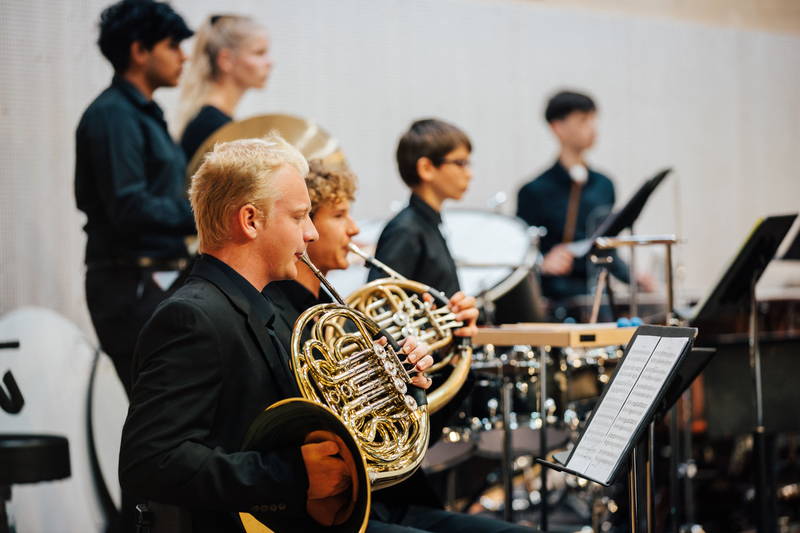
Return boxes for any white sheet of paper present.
[566,335,689,483]
[152,271,180,291]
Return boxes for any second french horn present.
[345,243,473,414]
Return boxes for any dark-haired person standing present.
[75,0,195,398]
[516,91,652,320]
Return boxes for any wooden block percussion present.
[472,323,637,348]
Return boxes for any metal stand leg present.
[749,275,777,533]
[647,422,655,533]
[629,434,651,533]
[0,485,10,533]
[668,405,681,532]
[539,346,549,531]
[501,379,514,523]
[682,386,697,528]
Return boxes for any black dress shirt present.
[180,104,232,162]
[75,76,195,262]
[120,254,309,532]
[368,194,461,298]
[516,161,629,301]
[262,279,331,344]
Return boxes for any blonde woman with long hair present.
[177,14,272,161]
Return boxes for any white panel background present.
[1,0,799,338]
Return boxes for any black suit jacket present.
[119,255,307,533]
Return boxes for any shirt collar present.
[269,279,328,314]
[111,74,165,120]
[409,193,442,225]
[552,159,595,186]
[201,254,276,327]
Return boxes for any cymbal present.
[185,113,346,179]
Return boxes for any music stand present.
[537,325,697,533]
[689,213,797,533]
[781,224,800,260]
[566,168,672,259]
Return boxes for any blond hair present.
[189,133,309,251]
[306,159,358,216]
[176,14,265,135]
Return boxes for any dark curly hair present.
[306,159,357,216]
[98,0,193,72]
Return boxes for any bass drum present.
[0,307,128,532]
[327,208,543,324]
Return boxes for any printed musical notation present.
[565,335,688,484]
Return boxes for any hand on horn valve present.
[448,291,479,337]
[398,335,434,390]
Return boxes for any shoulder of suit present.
[154,278,235,326]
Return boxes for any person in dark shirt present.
[265,160,530,533]
[177,15,272,162]
[368,119,473,301]
[516,90,653,319]
[75,0,195,397]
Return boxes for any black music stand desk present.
[537,325,697,533]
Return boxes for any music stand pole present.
[539,346,549,531]
[630,225,638,318]
[749,273,776,533]
[665,241,676,324]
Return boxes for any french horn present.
[240,254,430,533]
[345,243,473,415]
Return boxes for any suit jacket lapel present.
[190,257,297,398]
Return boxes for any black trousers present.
[85,265,185,533]
[85,265,184,396]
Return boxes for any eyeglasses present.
[439,158,471,169]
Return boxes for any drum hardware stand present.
[594,234,679,324]
[500,377,514,523]
[589,256,614,323]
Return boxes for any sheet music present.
[566,335,689,483]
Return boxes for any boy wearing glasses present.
[368,118,472,300]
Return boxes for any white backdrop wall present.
[1,0,799,339]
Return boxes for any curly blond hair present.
[305,159,357,216]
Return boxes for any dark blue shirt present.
[516,160,629,301]
[75,76,195,262]
[368,194,461,298]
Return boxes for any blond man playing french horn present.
[119,135,435,533]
